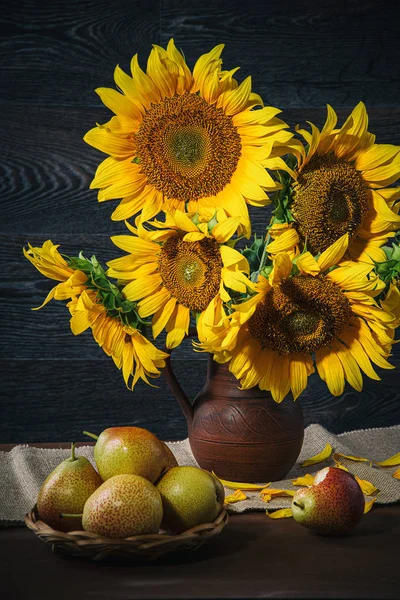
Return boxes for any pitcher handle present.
[162,328,198,425]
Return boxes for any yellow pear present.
[82,474,163,538]
[83,426,177,482]
[156,466,225,534]
[37,443,102,532]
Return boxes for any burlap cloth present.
[1,424,399,527]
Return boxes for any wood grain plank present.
[161,0,400,107]
[2,1,399,108]
[2,107,400,234]
[1,355,399,443]
[0,0,161,106]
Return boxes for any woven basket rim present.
[24,505,228,555]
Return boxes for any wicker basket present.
[24,506,228,562]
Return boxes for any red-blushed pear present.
[37,442,102,532]
[83,427,178,483]
[81,474,163,538]
[156,466,225,534]
[291,466,365,535]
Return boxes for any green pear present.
[82,474,163,538]
[83,426,177,483]
[291,466,365,535]
[37,443,102,532]
[156,466,225,534]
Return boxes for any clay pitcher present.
[163,354,304,482]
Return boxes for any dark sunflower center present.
[157,234,223,312]
[168,127,207,168]
[135,93,242,202]
[248,275,352,354]
[291,154,369,254]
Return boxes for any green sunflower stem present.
[258,232,271,274]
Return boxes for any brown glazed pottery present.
[163,354,304,482]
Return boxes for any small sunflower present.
[200,238,396,402]
[23,240,88,308]
[84,39,293,237]
[271,102,400,263]
[106,210,254,348]
[68,290,168,389]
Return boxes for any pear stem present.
[70,442,77,461]
[82,430,99,441]
[60,513,83,518]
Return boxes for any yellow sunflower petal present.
[83,127,134,158]
[317,233,350,271]
[301,443,333,467]
[315,347,345,396]
[269,354,291,402]
[333,452,373,467]
[289,354,310,401]
[212,472,270,490]
[267,229,299,254]
[212,217,241,243]
[292,474,315,486]
[269,252,293,286]
[364,498,377,514]
[260,488,296,502]
[266,508,293,519]
[296,252,320,275]
[122,274,162,301]
[152,296,177,339]
[224,489,247,504]
[376,452,400,467]
[354,476,379,496]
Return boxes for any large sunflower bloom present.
[23,240,88,308]
[84,39,293,237]
[68,290,168,389]
[274,102,400,263]
[201,238,396,402]
[106,210,254,349]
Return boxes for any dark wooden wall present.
[1,0,400,443]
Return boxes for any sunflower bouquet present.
[24,40,400,403]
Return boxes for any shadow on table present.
[49,521,254,567]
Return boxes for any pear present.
[83,426,178,483]
[156,466,225,534]
[37,443,102,532]
[291,466,365,536]
[81,474,163,538]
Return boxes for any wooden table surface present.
[1,507,399,600]
[1,443,399,599]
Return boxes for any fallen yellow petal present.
[292,474,315,486]
[376,452,400,467]
[335,463,349,472]
[213,471,270,490]
[364,498,377,514]
[224,489,247,504]
[333,452,373,467]
[354,475,379,496]
[392,467,400,480]
[260,488,296,503]
[266,508,293,519]
[301,443,333,467]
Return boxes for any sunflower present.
[271,102,400,264]
[106,210,254,349]
[23,240,88,308]
[67,290,168,389]
[84,39,294,237]
[200,237,396,402]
